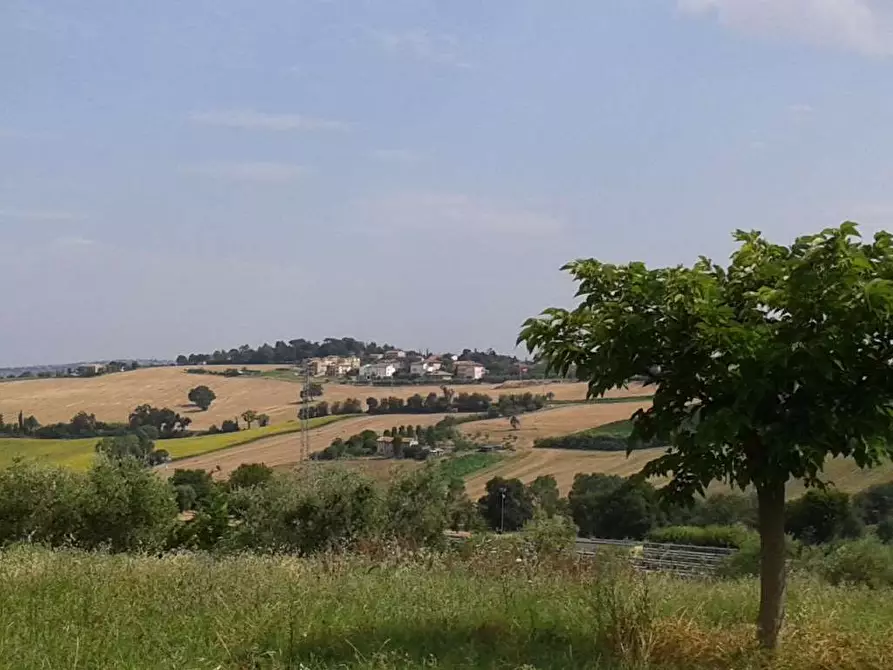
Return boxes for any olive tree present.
[519,223,893,649]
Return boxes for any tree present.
[257,414,271,428]
[96,434,154,464]
[228,463,274,490]
[300,382,324,400]
[366,397,380,414]
[520,224,893,649]
[477,477,534,532]
[188,385,216,411]
[241,410,259,430]
[528,475,562,517]
[786,489,863,544]
[509,415,521,431]
[170,469,215,508]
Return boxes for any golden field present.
[0,366,626,431]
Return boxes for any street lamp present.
[499,487,507,533]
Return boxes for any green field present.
[0,416,348,471]
[437,452,504,480]
[1,547,889,669]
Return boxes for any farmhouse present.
[306,356,361,378]
[376,436,420,458]
[410,357,443,376]
[76,364,106,377]
[454,361,487,380]
[359,362,397,380]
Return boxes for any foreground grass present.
[0,416,348,471]
[0,547,890,670]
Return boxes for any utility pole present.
[499,487,507,534]
[300,367,312,461]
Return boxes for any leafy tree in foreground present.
[188,385,217,411]
[228,463,274,490]
[519,223,893,649]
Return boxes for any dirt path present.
[161,413,450,479]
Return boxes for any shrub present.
[854,482,893,525]
[383,468,450,548]
[174,484,197,512]
[0,462,84,546]
[521,511,577,556]
[878,517,893,544]
[228,468,381,554]
[569,474,658,540]
[228,463,274,490]
[220,419,240,433]
[786,488,864,545]
[818,537,893,589]
[648,524,756,549]
[169,469,215,508]
[77,458,178,552]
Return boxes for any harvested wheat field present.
[0,366,648,433]
[462,401,654,498]
[164,414,451,479]
[0,367,302,430]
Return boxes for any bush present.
[228,469,381,553]
[228,463,274,490]
[220,419,240,434]
[76,458,179,552]
[648,524,756,549]
[174,484,197,512]
[383,468,450,548]
[0,462,84,546]
[817,537,893,589]
[786,488,863,545]
[878,517,893,544]
[569,474,658,540]
[521,511,577,556]
[854,482,893,525]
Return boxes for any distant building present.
[359,362,397,380]
[410,357,443,376]
[377,436,419,458]
[455,361,487,380]
[307,356,361,378]
[384,350,406,359]
[76,364,106,377]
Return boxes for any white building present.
[454,361,487,380]
[410,357,442,376]
[359,362,397,380]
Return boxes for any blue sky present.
[3,1,893,366]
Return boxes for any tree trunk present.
[756,479,787,650]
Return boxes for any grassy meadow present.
[0,546,890,670]
[0,416,348,470]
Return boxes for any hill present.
[0,365,620,431]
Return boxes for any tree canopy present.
[519,223,893,649]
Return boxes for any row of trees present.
[0,458,478,554]
[476,473,893,548]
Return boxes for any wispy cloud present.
[356,191,562,237]
[182,161,310,183]
[370,149,422,164]
[189,110,351,132]
[372,29,471,68]
[0,208,86,222]
[678,0,893,56]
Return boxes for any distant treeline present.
[1,405,195,441]
[298,391,549,420]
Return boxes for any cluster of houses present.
[359,355,487,382]
[301,352,488,382]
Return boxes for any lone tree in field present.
[519,223,893,650]
[241,410,259,430]
[509,415,521,431]
[188,385,216,411]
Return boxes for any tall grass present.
[0,546,890,669]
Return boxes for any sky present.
[3,0,893,366]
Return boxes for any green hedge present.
[534,420,662,451]
[647,524,757,549]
